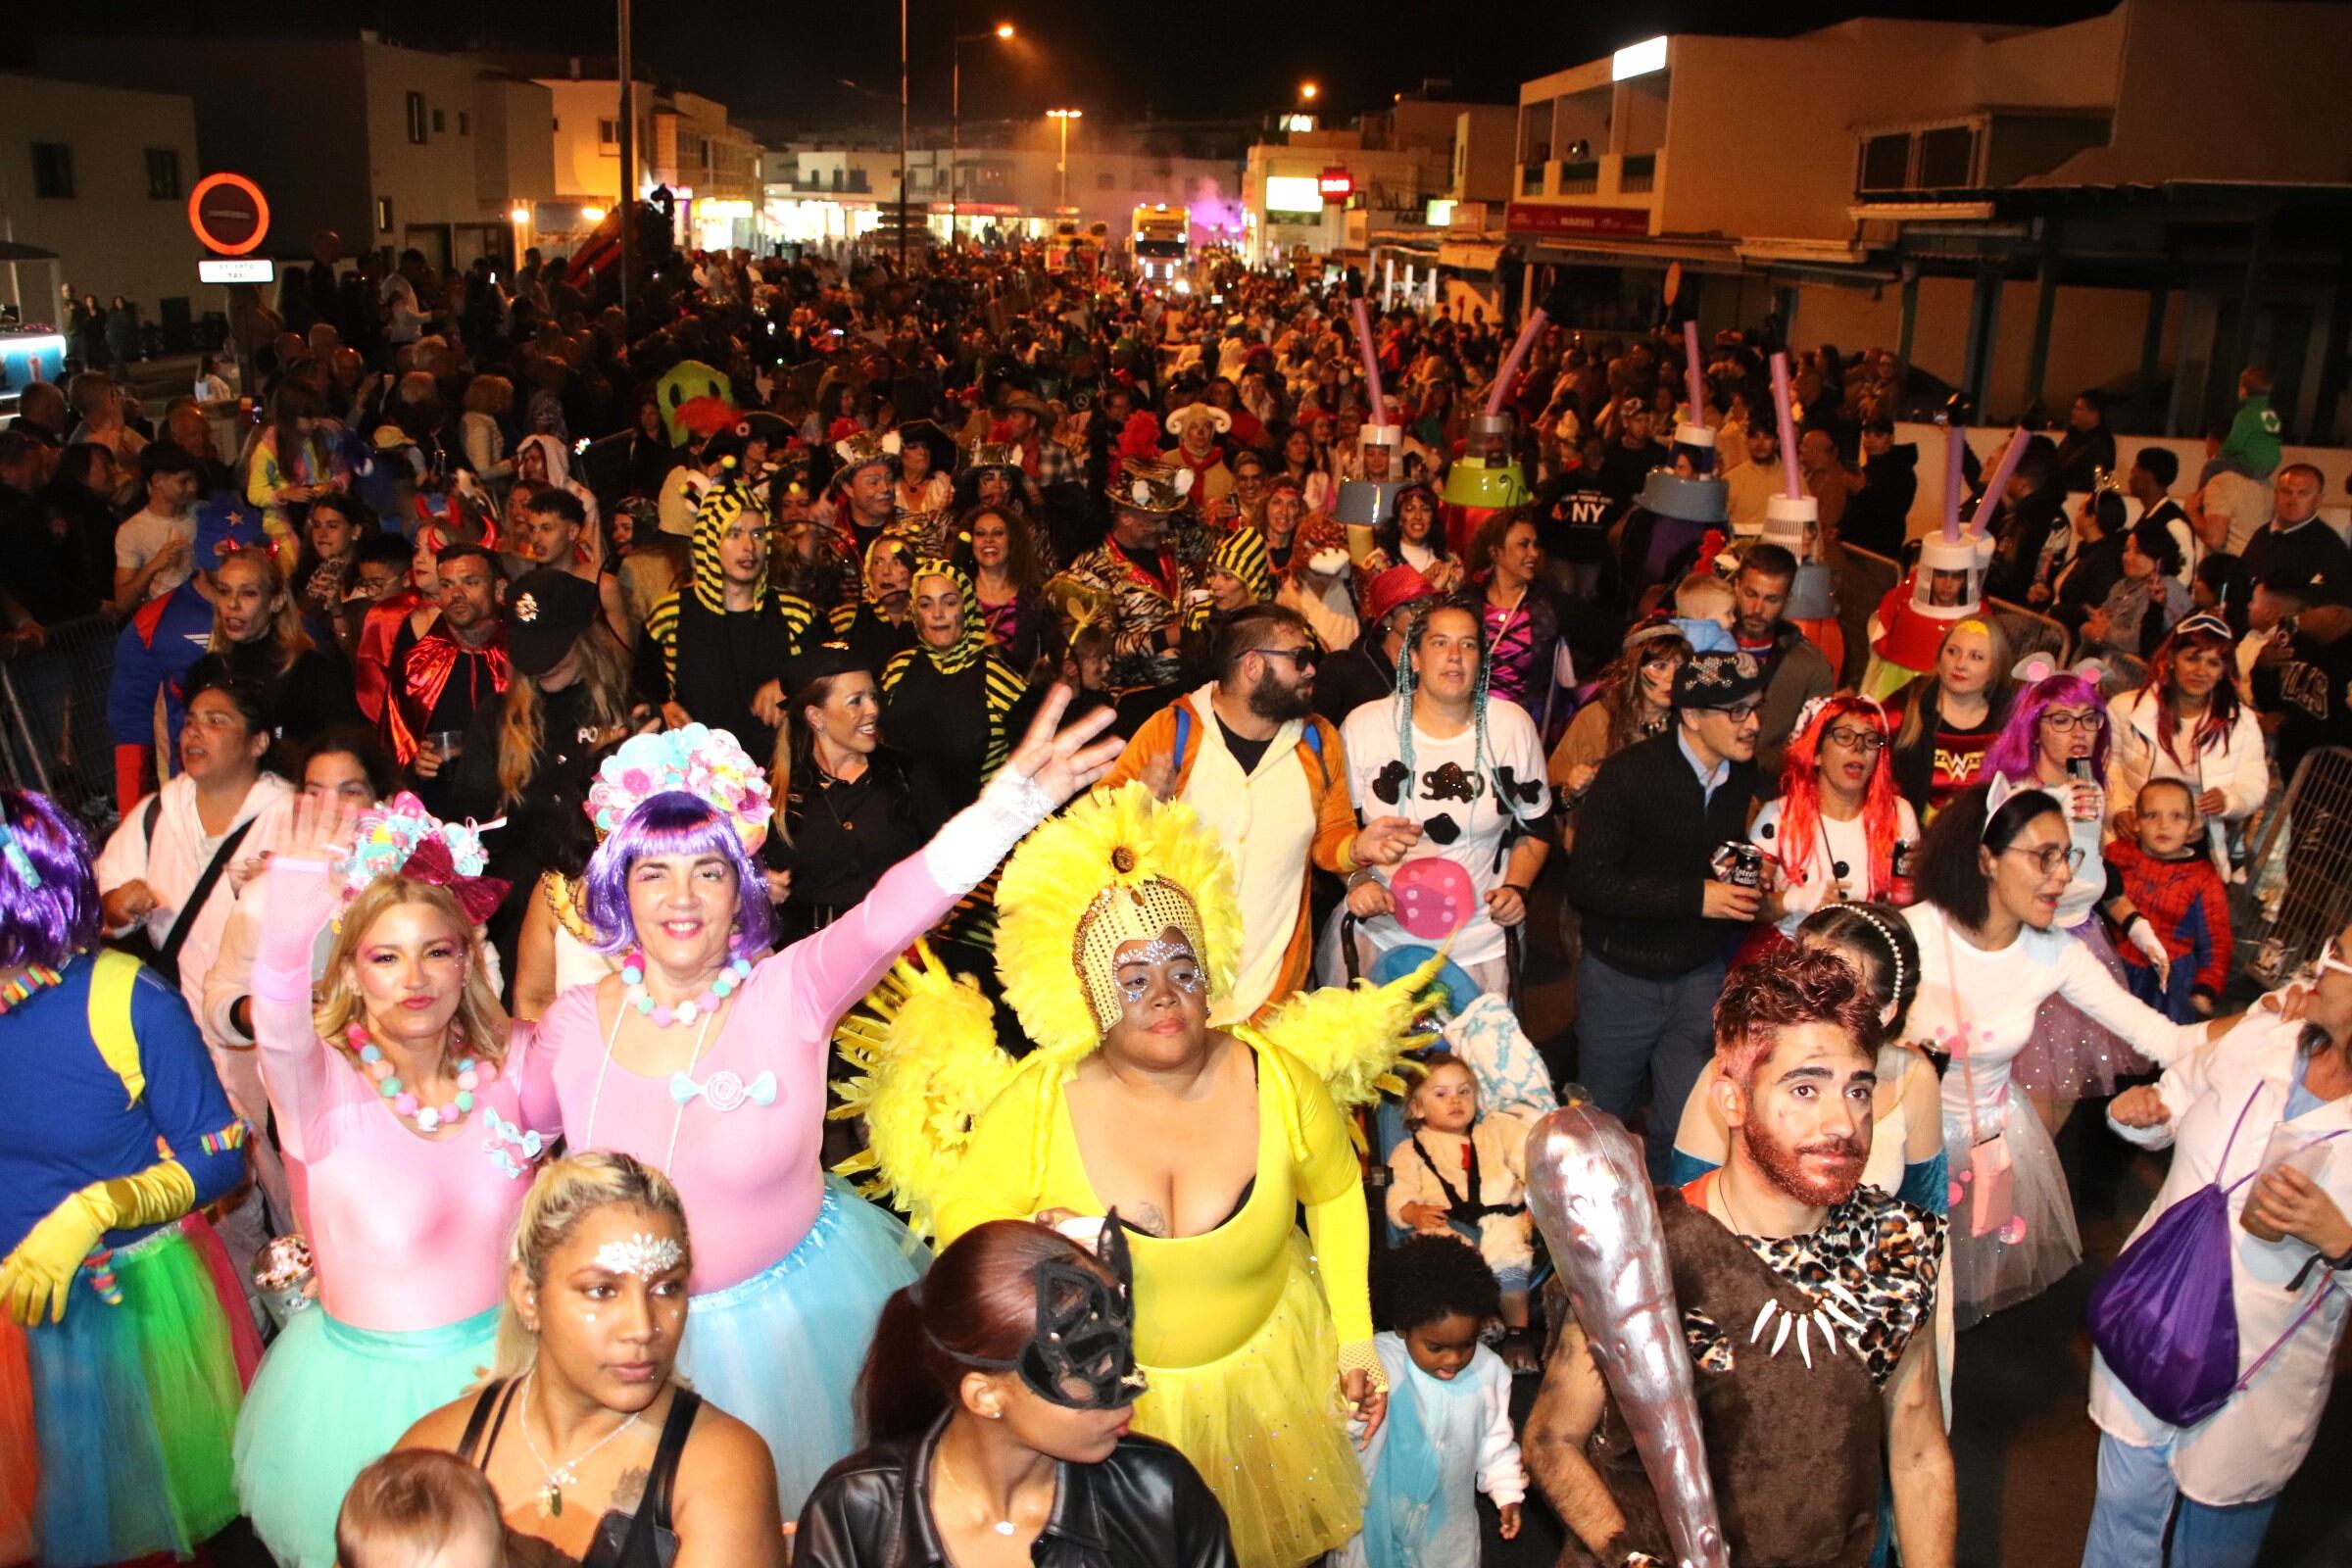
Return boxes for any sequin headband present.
[1072,858,1210,1033]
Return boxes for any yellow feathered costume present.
[832,782,1440,1568]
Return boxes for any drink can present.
[1712,842,1762,888]
[1890,839,1915,880]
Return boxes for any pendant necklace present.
[936,1444,1022,1538]
[517,1371,645,1518]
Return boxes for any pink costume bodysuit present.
[520,768,1055,1294]
[251,860,552,1330]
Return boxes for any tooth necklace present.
[517,1371,645,1519]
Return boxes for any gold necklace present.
[935,1442,1026,1539]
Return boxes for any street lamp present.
[1299,80,1319,102]
[951,21,1016,252]
[1047,107,1082,215]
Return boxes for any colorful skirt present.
[232,1301,500,1568]
[1944,1092,2082,1328]
[2013,918,2148,1102]
[677,1174,927,1520]
[6,1222,246,1568]
[1131,1234,1365,1568]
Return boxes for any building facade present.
[0,74,208,336]
[1502,0,2352,440]
[39,32,558,274]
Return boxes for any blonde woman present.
[400,1152,785,1568]
[231,789,557,1568]
[179,547,363,746]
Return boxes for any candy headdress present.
[997,783,1242,1063]
[586,723,771,855]
[337,792,509,925]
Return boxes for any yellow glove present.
[0,1161,196,1327]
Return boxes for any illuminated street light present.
[580,205,608,222]
[1299,80,1319,101]
[951,21,1020,250]
[1048,108,1083,212]
[509,204,531,224]
[995,22,1014,37]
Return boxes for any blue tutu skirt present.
[231,1301,500,1568]
[10,1223,245,1568]
[677,1175,927,1517]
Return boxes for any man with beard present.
[1103,602,1417,1021]
[390,543,511,813]
[1730,544,1834,787]
[1526,949,1954,1568]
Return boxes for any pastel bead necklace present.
[621,951,753,1027]
[345,1021,494,1133]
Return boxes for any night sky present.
[22,0,2114,129]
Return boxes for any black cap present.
[780,640,873,698]
[504,568,601,677]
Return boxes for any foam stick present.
[1769,352,1803,501]
[1349,299,1388,426]
[1486,308,1549,417]
[1966,427,2033,538]
[1942,420,1968,543]
[1683,319,1706,420]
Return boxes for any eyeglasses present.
[1252,646,1320,671]
[1706,702,1765,722]
[1824,727,1886,753]
[2314,939,2352,980]
[2039,710,2100,733]
[2002,843,2087,876]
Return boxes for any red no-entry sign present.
[188,172,270,257]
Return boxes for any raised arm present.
[249,795,361,1163]
[759,686,1121,1047]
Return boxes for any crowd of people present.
[2,224,2350,1568]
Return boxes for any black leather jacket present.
[795,1414,1239,1568]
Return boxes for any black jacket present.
[796,1416,1238,1568]
[1314,640,1396,728]
[1840,444,1917,559]
[1567,729,1759,978]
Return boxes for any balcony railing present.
[1619,154,1656,194]
[1556,159,1599,196]
[1520,163,1544,196]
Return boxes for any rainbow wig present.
[580,791,774,958]
[1982,673,2110,787]
[1774,697,1905,896]
[0,789,102,969]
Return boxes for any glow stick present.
[1967,427,2033,538]
[1769,352,1802,502]
[1942,420,1967,543]
[1485,308,1548,416]
[1349,300,1387,426]
[1683,319,1705,421]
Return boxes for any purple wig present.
[0,790,102,969]
[1982,674,2111,786]
[581,790,774,957]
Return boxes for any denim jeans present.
[2081,1432,2278,1568]
[1574,950,1724,1181]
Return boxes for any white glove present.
[2126,916,2171,989]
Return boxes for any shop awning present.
[1438,241,1505,272]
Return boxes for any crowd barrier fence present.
[2247,746,2352,987]
[0,613,123,839]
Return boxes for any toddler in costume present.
[1343,1234,1526,1568]
[1670,572,1740,654]
[1386,1053,1538,1351]
[2106,778,2231,1021]
[335,1450,503,1568]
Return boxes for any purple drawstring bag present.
[2088,1086,2344,1429]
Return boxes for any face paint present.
[592,1233,685,1277]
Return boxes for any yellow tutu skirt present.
[1130,1235,1364,1568]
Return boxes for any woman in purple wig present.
[520,691,1121,1517]
[1981,661,2177,1131]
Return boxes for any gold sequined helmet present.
[994,782,1244,1060]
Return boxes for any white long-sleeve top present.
[1341,1332,1525,1567]
[1903,903,2209,1135]
[2104,688,2270,874]
[2093,1015,2352,1503]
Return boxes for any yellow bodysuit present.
[935,1030,1371,1568]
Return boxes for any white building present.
[0,74,209,337]
[41,32,558,274]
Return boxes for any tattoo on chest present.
[1126,1202,1170,1239]
[610,1466,649,1514]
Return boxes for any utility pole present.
[898,0,909,270]
[616,0,636,325]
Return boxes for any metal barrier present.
[2245,746,2352,986]
[1985,599,2071,668]
[0,613,122,838]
